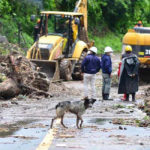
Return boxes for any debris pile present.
[0,41,23,56]
[144,87,150,116]
[0,41,81,100]
[0,50,50,99]
[111,71,119,87]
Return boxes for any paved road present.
[47,117,150,150]
[1,98,150,150]
[0,57,149,150]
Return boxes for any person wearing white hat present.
[81,46,101,100]
[101,46,113,100]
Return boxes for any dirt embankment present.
[144,87,150,116]
[0,41,75,100]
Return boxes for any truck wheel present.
[72,50,87,80]
[60,60,72,81]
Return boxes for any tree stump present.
[0,78,20,99]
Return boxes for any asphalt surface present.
[0,54,150,150]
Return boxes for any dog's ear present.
[91,98,96,104]
[84,98,90,105]
[83,97,89,100]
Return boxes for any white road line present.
[36,119,60,150]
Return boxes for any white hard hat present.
[89,46,97,54]
[104,46,113,53]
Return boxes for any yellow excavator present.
[122,27,150,81]
[26,0,91,81]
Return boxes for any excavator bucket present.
[31,59,60,81]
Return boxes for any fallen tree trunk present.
[0,78,20,99]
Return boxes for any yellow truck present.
[26,0,91,81]
[122,27,150,81]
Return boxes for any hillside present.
[0,0,150,53]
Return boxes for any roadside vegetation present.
[0,0,150,53]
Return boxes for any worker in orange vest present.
[134,21,143,27]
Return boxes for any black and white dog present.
[50,98,96,129]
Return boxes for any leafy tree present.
[131,0,150,25]
[1,0,150,49]
[100,0,131,33]
[88,0,103,29]
[0,0,11,17]
[55,0,76,11]
[43,0,56,10]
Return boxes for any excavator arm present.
[74,0,87,31]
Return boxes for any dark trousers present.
[126,93,135,101]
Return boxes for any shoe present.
[125,94,129,101]
[121,98,126,101]
[102,93,105,100]
[104,94,113,101]
[121,94,126,101]
[132,93,135,101]
[106,94,113,100]
[103,94,107,100]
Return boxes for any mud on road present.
[0,54,150,150]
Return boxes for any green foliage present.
[43,0,56,10]
[0,73,7,83]
[88,0,150,33]
[88,0,103,26]
[21,32,34,48]
[1,0,150,50]
[112,104,126,109]
[0,0,11,15]
[0,17,33,48]
[55,0,76,11]
[89,32,123,54]
[0,17,18,43]
[0,0,38,48]
[143,115,150,121]
[100,0,132,32]
[135,119,140,124]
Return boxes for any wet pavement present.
[0,120,49,150]
[0,79,149,150]
[0,54,150,150]
[50,118,150,150]
[1,116,150,150]
[0,95,150,150]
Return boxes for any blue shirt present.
[101,54,112,74]
[81,54,101,74]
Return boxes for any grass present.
[143,115,150,121]
[112,104,126,109]
[0,16,123,54]
[89,32,123,54]
[0,17,33,49]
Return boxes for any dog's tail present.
[55,103,61,109]
[49,102,63,111]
